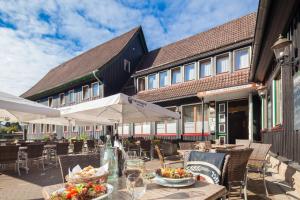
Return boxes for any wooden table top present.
[42,178,226,200]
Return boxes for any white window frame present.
[59,93,65,106]
[148,73,158,90]
[124,59,131,73]
[219,103,226,113]
[233,47,251,71]
[184,62,196,82]
[159,70,169,88]
[41,124,45,133]
[137,77,146,92]
[82,85,89,100]
[199,58,212,78]
[216,53,230,74]
[171,67,182,85]
[69,89,75,104]
[48,97,53,107]
[91,82,100,97]
[52,125,56,133]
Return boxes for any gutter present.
[250,0,271,82]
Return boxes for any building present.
[23,13,260,143]
[251,0,300,163]
[131,13,259,143]
[21,27,148,139]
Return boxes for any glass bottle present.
[103,135,118,182]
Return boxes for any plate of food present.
[155,168,194,184]
[50,182,113,200]
[154,176,195,188]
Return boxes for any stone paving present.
[0,160,299,200]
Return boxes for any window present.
[32,124,36,134]
[184,63,196,81]
[138,77,146,91]
[234,48,250,70]
[85,126,91,131]
[200,59,211,78]
[159,71,169,87]
[148,74,157,89]
[156,107,177,134]
[273,73,282,126]
[48,97,53,107]
[52,125,56,133]
[216,54,229,74]
[69,90,75,104]
[171,67,181,84]
[91,82,99,97]
[95,125,101,131]
[59,93,65,106]
[183,104,209,134]
[63,126,68,132]
[41,124,45,133]
[124,59,131,73]
[46,124,50,133]
[82,85,89,100]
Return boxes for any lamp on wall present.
[271,34,292,62]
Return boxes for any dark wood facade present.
[251,0,300,163]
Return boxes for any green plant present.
[79,133,89,141]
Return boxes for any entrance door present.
[228,100,248,144]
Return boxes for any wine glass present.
[126,173,147,200]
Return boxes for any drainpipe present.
[201,97,205,141]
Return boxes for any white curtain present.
[156,122,165,134]
[142,123,151,134]
[217,56,229,73]
[235,49,249,69]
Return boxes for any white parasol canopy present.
[0,91,60,122]
[60,93,180,124]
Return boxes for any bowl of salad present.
[155,168,194,183]
[50,182,113,200]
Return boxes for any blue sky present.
[0,0,258,95]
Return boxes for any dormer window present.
[59,93,65,106]
[148,74,157,89]
[216,54,229,74]
[69,90,75,104]
[234,47,250,70]
[184,63,196,81]
[91,82,99,97]
[171,67,181,84]
[159,71,169,87]
[48,97,53,107]
[200,59,211,78]
[138,77,146,92]
[82,85,89,100]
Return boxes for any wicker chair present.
[179,142,195,150]
[0,145,19,174]
[248,143,272,196]
[216,148,253,200]
[26,143,45,171]
[87,140,95,152]
[58,153,101,182]
[235,139,251,148]
[154,145,183,168]
[56,142,69,156]
[73,141,83,154]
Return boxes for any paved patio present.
[0,160,298,200]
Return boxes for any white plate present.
[52,183,113,200]
[155,174,194,183]
[154,177,195,188]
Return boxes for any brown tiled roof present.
[135,69,250,102]
[137,13,256,72]
[21,27,141,98]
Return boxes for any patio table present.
[42,178,226,200]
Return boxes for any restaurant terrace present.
[1,0,300,199]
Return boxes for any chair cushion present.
[185,151,226,184]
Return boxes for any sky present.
[0,0,259,96]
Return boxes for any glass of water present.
[126,173,147,200]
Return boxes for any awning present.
[197,84,258,102]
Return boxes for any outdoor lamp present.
[271,34,292,61]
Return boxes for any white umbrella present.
[60,93,180,124]
[0,91,60,122]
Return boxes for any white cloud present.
[0,0,258,96]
